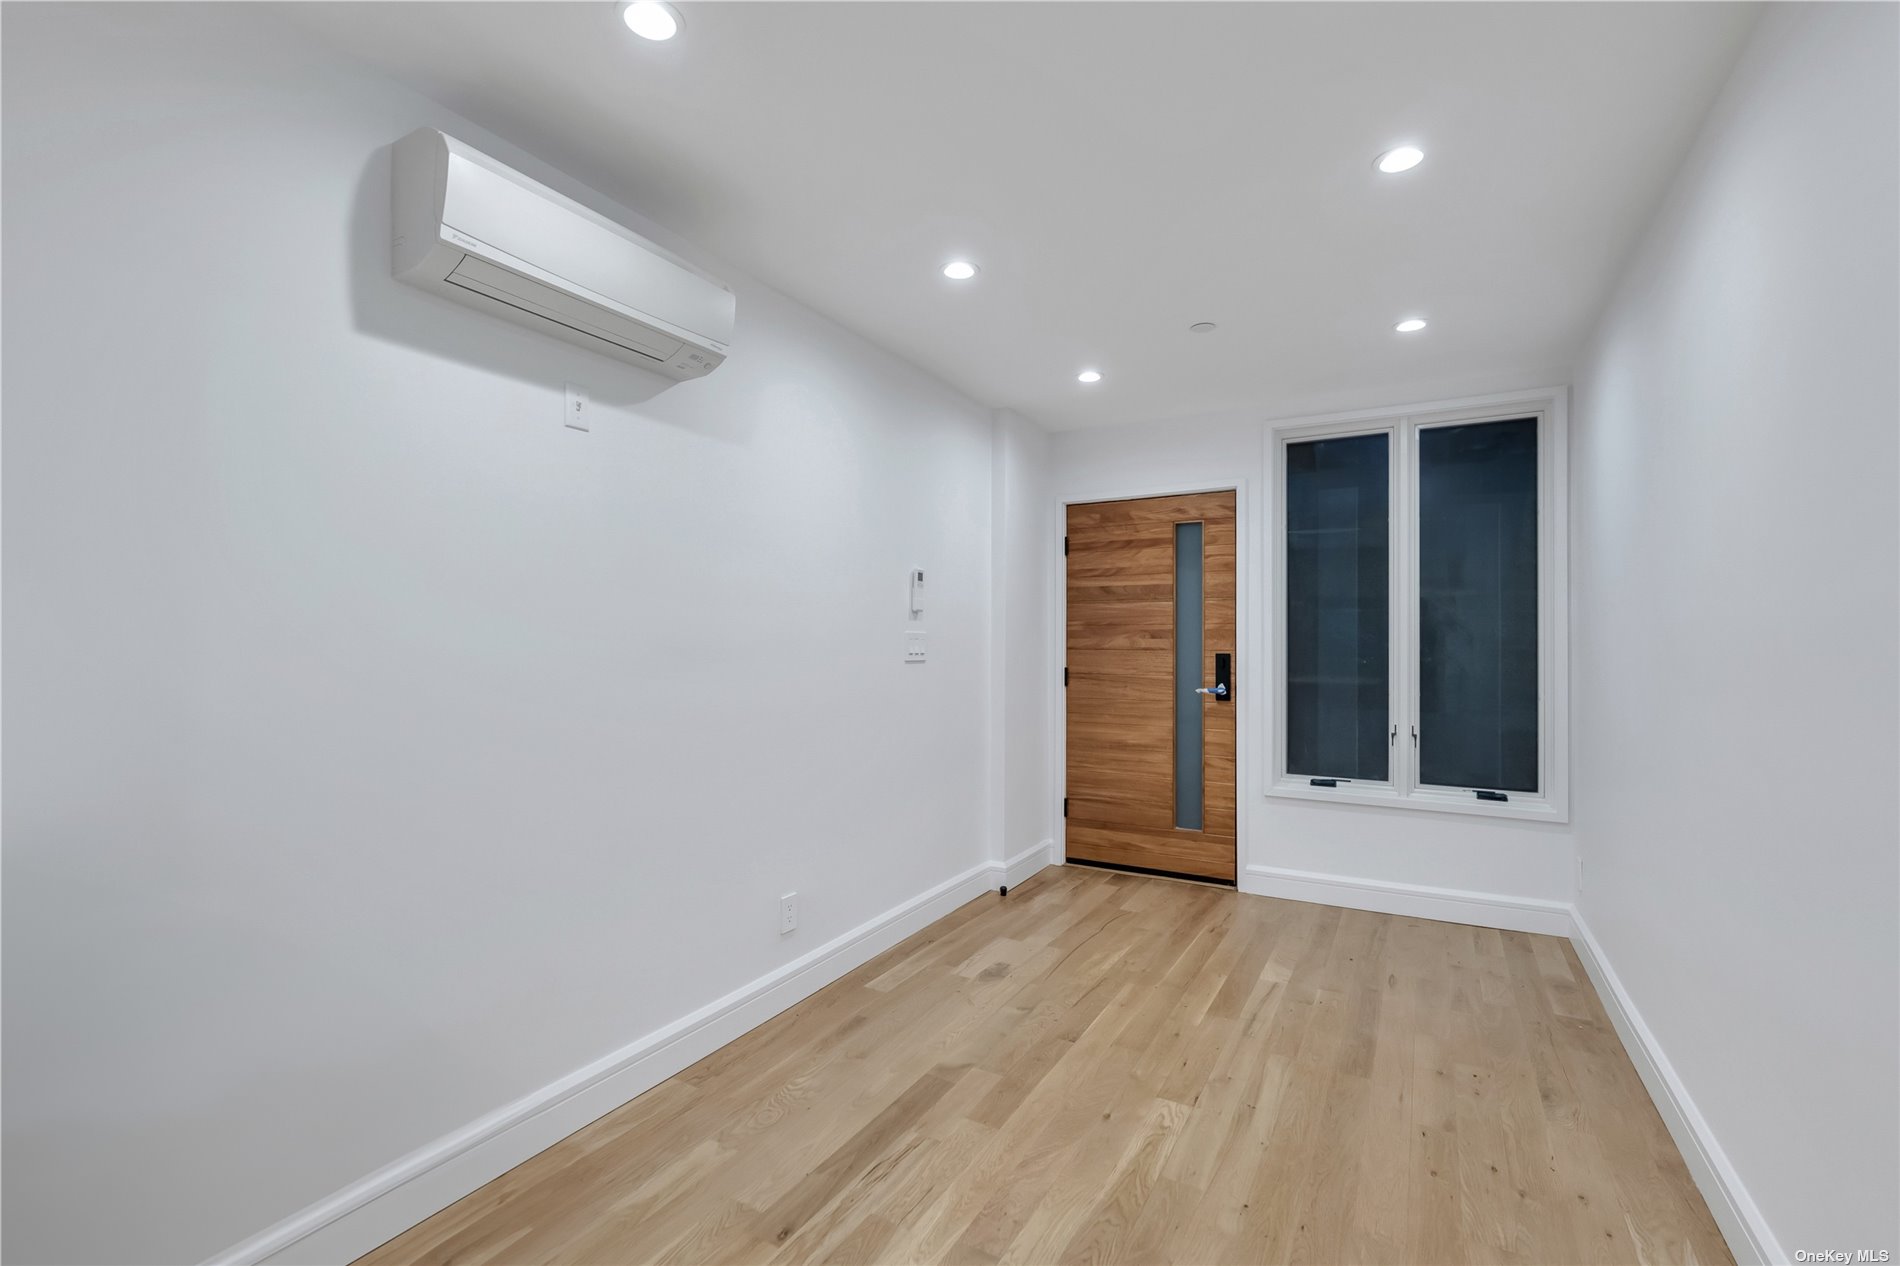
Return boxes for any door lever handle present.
[1194,684,1229,698]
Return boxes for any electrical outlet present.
[905,631,927,663]
[564,383,589,431]
[779,892,798,935]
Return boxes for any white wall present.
[1051,407,1576,907]
[0,4,1044,1262]
[994,410,1055,867]
[1570,2,1899,1257]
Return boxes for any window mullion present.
[1394,416,1417,799]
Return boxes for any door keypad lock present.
[1194,653,1233,702]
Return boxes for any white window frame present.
[1266,388,1569,823]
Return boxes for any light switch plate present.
[905,631,927,663]
[564,383,589,431]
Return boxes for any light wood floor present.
[357,866,1731,1266]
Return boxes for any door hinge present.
[1064,666,1069,687]
[1063,535,1069,556]
[1063,797,1069,818]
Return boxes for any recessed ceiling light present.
[1190,322,1218,334]
[942,260,978,281]
[621,2,680,41]
[1395,318,1428,333]
[1077,369,1103,384]
[1375,145,1425,174]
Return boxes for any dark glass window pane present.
[1285,434,1389,780]
[1174,521,1204,830]
[1417,418,1539,792]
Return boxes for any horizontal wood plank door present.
[1065,491,1237,881]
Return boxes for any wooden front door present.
[1064,491,1237,882]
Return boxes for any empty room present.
[3,2,1896,1264]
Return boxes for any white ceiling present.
[283,1,1760,430]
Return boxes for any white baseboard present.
[999,839,1056,890]
[209,862,1002,1266]
[1568,912,1782,1266]
[1241,863,1575,936]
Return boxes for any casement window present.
[1269,393,1568,821]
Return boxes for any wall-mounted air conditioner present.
[391,127,733,379]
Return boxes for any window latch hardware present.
[1411,725,1419,748]
[1389,725,1397,746]
[1309,777,1339,788]
[1474,789,1508,802]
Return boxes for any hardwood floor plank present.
[353,870,1732,1266]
